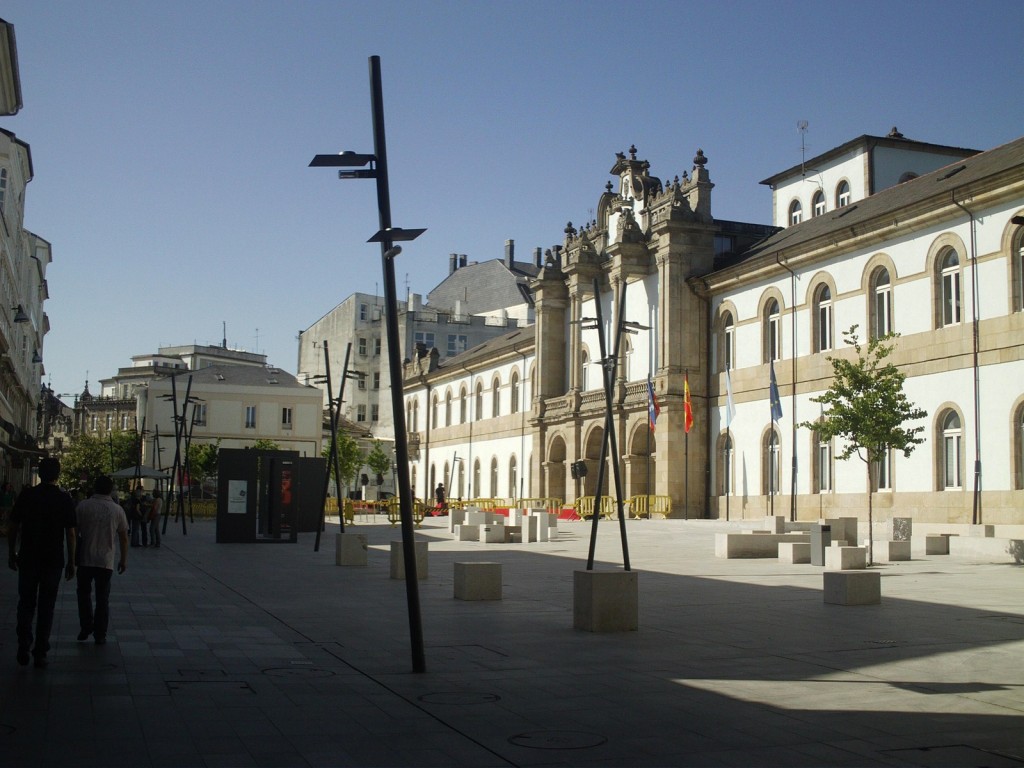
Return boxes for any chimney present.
[504,239,515,268]
[534,247,542,268]
[459,254,467,268]
[449,253,457,274]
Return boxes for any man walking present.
[7,458,77,668]
[75,475,128,645]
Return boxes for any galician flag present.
[684,372,694,434]
[647,376,660,431]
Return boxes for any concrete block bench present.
[824,570,880,605]
[825,545,866,570]
[925,534,953,555]
[875,540,910,562]
[573,570,638,632]
[454,562,502,600]
[778,542,810,564]
[454,524,479,542]
[390,540,428,580]
[479,524,505,543]
[714,532,810,559]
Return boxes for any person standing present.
[126,486,144,547]
[147,489,163,549]
[434,482,447,516]
[74,475,128,645]
[7,458,77,668]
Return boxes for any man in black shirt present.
[7,458,77,668]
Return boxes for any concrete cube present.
[390,540,428,580]
[891,517,912,542]
[827,517,858,546]
[825,546,867,570]
[479,524,505,543]
[876,540,911,562]
[454,562,502,600]
[765,515,786,533]
[778,542,811,564]
[454,524,479,542]
[824,570,881,605]
[573,570,638,632]
[925,534,951,555]
[335,532,367,566]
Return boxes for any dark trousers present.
[130,517,148,547]
[76,566,113,640]
[17,564,62,657]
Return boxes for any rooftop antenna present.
[798,120,809,177]
[254,328,260,353]
[222,321,227,349]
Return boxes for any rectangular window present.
[373,372,380,390]
[359,303,368,321]
[121,414,130,430]
[816,440,832,492]
[281,407,293,428]
[358,337,368,355]
[374,338,381,356]
[371,404,379,422]
[358,376,366,390]
[193,404,207,426]
[90,415,98,431]
[942,271,961,326]
[356,404,366,422]
[875,287,892,337]
[245,405,256,429]
[414,331,435,349]
[769,316,780,361]
[875,448,891,491]
[447,334,468,356]
[724,327,734,370]
[105,414,112,430]
[817,304,831,352]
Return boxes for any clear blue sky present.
[4,0,1022,400]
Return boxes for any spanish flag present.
[684,372,694,434]
[647,376,660,431]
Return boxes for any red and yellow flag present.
[684,372,694,434]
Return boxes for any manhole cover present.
[263,667,334,678]
[509,730,607,750]
[419,692,501,705]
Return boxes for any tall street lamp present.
[309,55,426,673]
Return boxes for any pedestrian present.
[434,482,447,516]
[0,481,16,528]
[126,486,144,547]
[74,475,128,645]
[7,458,77,668]
[147,489,163,548]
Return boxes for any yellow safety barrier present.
[627,495,673,519]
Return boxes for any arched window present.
[444,390,452,427]
[814,429,833,493]
[431,394,439,429]
[475,381,484,421]
[473,459,481,497]
[763,427,781,495]
[508,455,518,500]
[1015,404,1024,490]
[871,267,893,338]
[459,386,467,424]
[722,311,734,371]
[939,248,961,327]
[581,349,590,390]
[763,298,781,363]
[412,400,419,432]
[491,378,500,418]
[489,457,499,498]
[457,459,466,499]
[510,370,520,414]
[789,199,803,226]
[940,410,963,489]
[1011,222,1024,313]
[813,284,833,352]
[835,180,850,208]
[812,190,825,217]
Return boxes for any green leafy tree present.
[801,326,926,563]
[187,439,221,495]
[322,433,365,495]
[365,440,392,487]
[58,430,141,492]
[251,438,281,451]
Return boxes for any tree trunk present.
[866,458,875,566]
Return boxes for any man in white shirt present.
[74,476,128,645]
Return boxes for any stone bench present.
[714,532,810,558]
[825,545,866,570]
[778,542,810,564]
[454,562,502,600]
[925,533,954,555]
[479,524,505,543]
[824,570,880,605]
[390,540,428,580]
[875,540,910,562]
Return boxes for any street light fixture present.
[308,55,426,674]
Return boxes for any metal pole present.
[315,340,338,552]
[369,55,425,673]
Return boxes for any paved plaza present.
[2,514,1023,767]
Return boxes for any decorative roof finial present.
[693,148,707,167]
[629,144,637,160]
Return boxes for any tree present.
[58,430,141,492]
[187,439,221,496]
[365,440,392,487]
[801,326,926,564]
[322,433,365,496]
[251,438,281,451]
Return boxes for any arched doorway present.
[545,434,567,503]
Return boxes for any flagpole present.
[683,369,689,520]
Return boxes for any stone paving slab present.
[2,517,1023,766]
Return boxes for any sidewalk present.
[2,516,1023,767]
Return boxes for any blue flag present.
[769,360,783,422]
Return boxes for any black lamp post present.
[309,55,426,673]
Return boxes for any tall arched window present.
[581,350,590,390]
[473,459,481,497]
[939,248,961,327]
[940,410,963,489]
[1015,405,1024,490]
[812,190,825,217]
[412,400,419,432]
[763,298,781,363]
[814,284,833,352]
[508,455,518,500]
[444,390,452,427]
[510,371,520,414]
[814,429,832,493]
[789,199,803,226]
[459,386,467,424]
[475,381,484,421]
[489,457,499,497]
[723,312,734,371]
[491,378,500,418]
[871,267,893,338]
[431,394,439,429]
[836,180,850,208]
[1012,223,1024,313]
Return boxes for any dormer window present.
[836,180,851,208]
[789,199,803,226]
[812,190,825,217]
